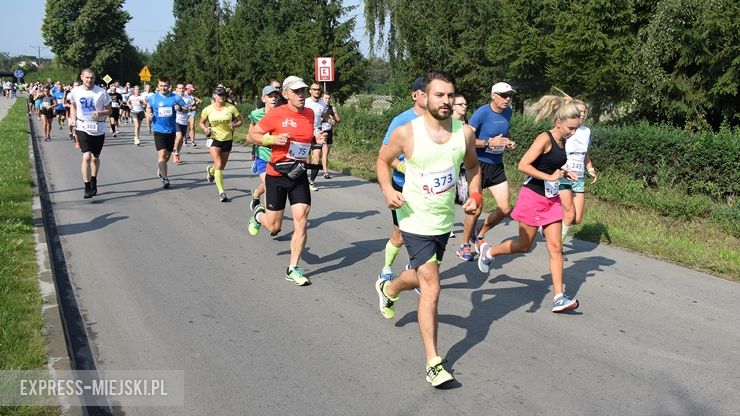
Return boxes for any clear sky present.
[0,0,368,59]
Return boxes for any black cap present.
[412,77,424,92]
[213,86,227,96]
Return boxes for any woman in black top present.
[477,94,582,313]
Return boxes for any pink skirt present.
[511,186,563,227]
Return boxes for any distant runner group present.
[30,67,599,388]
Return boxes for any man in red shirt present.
[247,76,327,286]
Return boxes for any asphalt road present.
[32,115,740,415]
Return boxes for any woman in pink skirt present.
[477,95,581,313]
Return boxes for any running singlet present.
[129,95,146,113]
[68,85,111,136]
[110,93,122,109]
[382,107,422,188]
[396,117,466,235]
[200,103,240,141]
[177,95,196,125]
[256,105,316,177]
[53,89,65,110]
[304,99,326,131]
[41,95,55,110]
[469,104,512,165]
[523,131,567,198]
[249,108,272,161]
[141,91,153,106]
[149,92,187,134]
[562,125,591,179]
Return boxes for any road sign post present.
[103,74,112,86]
[314,57,335,92]
[139,65,151,83]
[13,69,24,84]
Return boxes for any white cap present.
[282,76,309,92]
[491,82,516,94]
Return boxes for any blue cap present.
[412,77,424,92]
[262,85,279,96]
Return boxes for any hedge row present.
[336,99,739,202]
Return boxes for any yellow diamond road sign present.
[102,74,112,84]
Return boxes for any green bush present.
[334,98,410,150]
[590,122,740,200]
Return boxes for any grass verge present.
[0,99,59,415]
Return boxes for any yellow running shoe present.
[375,278,398,319]
[425,356,454,387]
[285,266,310,286]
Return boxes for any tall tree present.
[546,0,637,120]
[42,0,138,80]
[41,0,85,61]
[149,0,220,89]
[629,0,740,129]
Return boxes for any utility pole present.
[215,5,220,83]
[29,45,47,60]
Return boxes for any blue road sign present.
[14,69,24,78]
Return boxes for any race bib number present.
[80,121,98,133]
[321,122,333,132]
[158,107,173,117]
[545,180,560,198]
[287,141,310,161]
[111,102,119,108]
[420,165,456,196]
[176,112,188,125]
[565,154,586,178]
[485,145,506,154]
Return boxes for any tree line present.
[148,0,366,104]
[364,0,739,130]
[40,0,737,130]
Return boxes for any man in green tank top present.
[374,71,482,387]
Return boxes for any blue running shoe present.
[456,244,474,262]
[552,294,579,313]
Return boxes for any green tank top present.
[397,117,467,235]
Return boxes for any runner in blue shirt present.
[146,76,187,189]
[52,81,67,130]
[457,82,517,261]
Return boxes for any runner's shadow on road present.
[440,235,533,290]
[396,254,615,368]
[395,274,550,370]
[310,178,370,190]
[560,255,615,300]
[573,222,612,245]
[294,238,388,276]
[56,212,128,236]
[306,209,380,229]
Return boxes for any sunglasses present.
[496,93,513,99]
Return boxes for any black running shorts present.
[481,161,507,188]
[77,131,105,157]
[210,138,233,152]
[265,172,311,211]
[400,231,450,270]
[153,132,176,152]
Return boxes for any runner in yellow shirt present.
[199,86,243,202]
